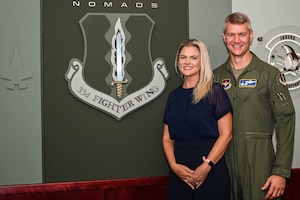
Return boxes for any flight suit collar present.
[224,52,260,74]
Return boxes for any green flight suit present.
[213,53,295,200]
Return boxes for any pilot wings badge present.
[65,13,169,121]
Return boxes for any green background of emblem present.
[42,0,188,182]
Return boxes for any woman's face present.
[177,46,201,78]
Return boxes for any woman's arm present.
[192,112,232,188]
[162,124,195,189]
[206,112,232,165]
[162,124,176,168]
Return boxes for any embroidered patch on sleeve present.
[279,73,287,85]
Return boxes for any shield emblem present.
[65,13,169,120]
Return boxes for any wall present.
[0,0,42,185]
[189,0,231,68]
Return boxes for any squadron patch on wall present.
[255,25,300,94]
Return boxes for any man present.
[213,12,295,200]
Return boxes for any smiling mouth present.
[183,66,193,70]
[232,45,243,49]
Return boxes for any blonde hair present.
[175,39,213,103]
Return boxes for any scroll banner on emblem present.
[65,58,168,120]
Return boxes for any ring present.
[195,182,199,185]
[277,192,281,196]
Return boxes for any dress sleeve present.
[210,82,232,120]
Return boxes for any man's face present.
[222,23,253,57]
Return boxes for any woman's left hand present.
[191,158,211,189]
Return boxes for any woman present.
[162,39,232,200]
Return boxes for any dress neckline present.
[181,86,194,91]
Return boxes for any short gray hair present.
[223,12,253,33]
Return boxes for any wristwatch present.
[204,159,215,168]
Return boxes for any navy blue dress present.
[164,82,232,200]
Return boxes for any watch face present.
[255,25,300,96]
[208,160,215,167]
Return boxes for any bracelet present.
[204,158,215,168]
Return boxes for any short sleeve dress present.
[163,82,232,200]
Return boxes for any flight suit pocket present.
[271,91,294,115]
[245,132,272,139]
[244,132,275,173]
[243,84,266,102]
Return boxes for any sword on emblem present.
[111,18,128,99]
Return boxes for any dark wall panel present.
[42,0,188,182]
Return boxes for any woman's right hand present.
[171,163,195,189]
